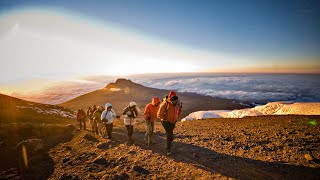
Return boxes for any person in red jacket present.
[144,97,160,144]
[157,91,182,155]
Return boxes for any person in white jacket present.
[122,101,140,144]
[100,103,116,139]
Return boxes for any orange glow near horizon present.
[204,60,320,74]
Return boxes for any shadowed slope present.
[0,93,75,124]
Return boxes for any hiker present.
[76,108,87,130]
[87,106,92,120]
[123,102,140,144]
[90,105,97,119]
[92,106,103,134]
[100,103,116,139]
[144,97,160,144]
[157,91,182,155]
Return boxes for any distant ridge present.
[60,78,248,119]
[0,93,75,123]
[0,93,47,110]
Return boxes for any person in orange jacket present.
[157,91,182,155]
[144,97,160,144]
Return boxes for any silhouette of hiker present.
[76,108,87,130]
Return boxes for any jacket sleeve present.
[136,106,140,114]
[122,107,128,115]
[157,103,166,120]
[112,109,116,118]
[144,104,150,120]
[100,110,106,120]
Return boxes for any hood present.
[168,91,177,100]
[105,103,112,109]
[152,97,160,105]
[129,102,137,107]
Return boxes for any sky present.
[0,0,320,94]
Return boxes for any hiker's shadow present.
[132,129,320,179]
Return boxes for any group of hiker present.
[76,91,182,155]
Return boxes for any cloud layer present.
[134,74,320,104]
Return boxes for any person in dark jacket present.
[76,108,87,130]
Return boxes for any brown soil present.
[2,115,315,180]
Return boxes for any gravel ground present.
[2,115,319,179]
[46,115,320,180]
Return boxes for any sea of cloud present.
[133,74,320,104]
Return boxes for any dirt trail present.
[47,115,320,180]
[48,122,223,179]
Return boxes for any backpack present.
[78,109,86,119]
[123,106,138,118]
[102,111,109,122]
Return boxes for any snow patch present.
[16,106,75,118]
[182,102,320,121]
[181,110,229,122]
[109,88,121,92]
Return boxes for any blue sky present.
[0,0,319,93]
[1,0,319,58]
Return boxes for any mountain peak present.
[105,78,141,89]
[115,78,134,85]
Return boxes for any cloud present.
[137,74,320,104]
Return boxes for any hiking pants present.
[97,122,103,135]
[105,123,113,138]
[92,120,98,134]
[162,121,176,150]
[125,125,134,138]
[79,118,86,130]
[145,121,154,139]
